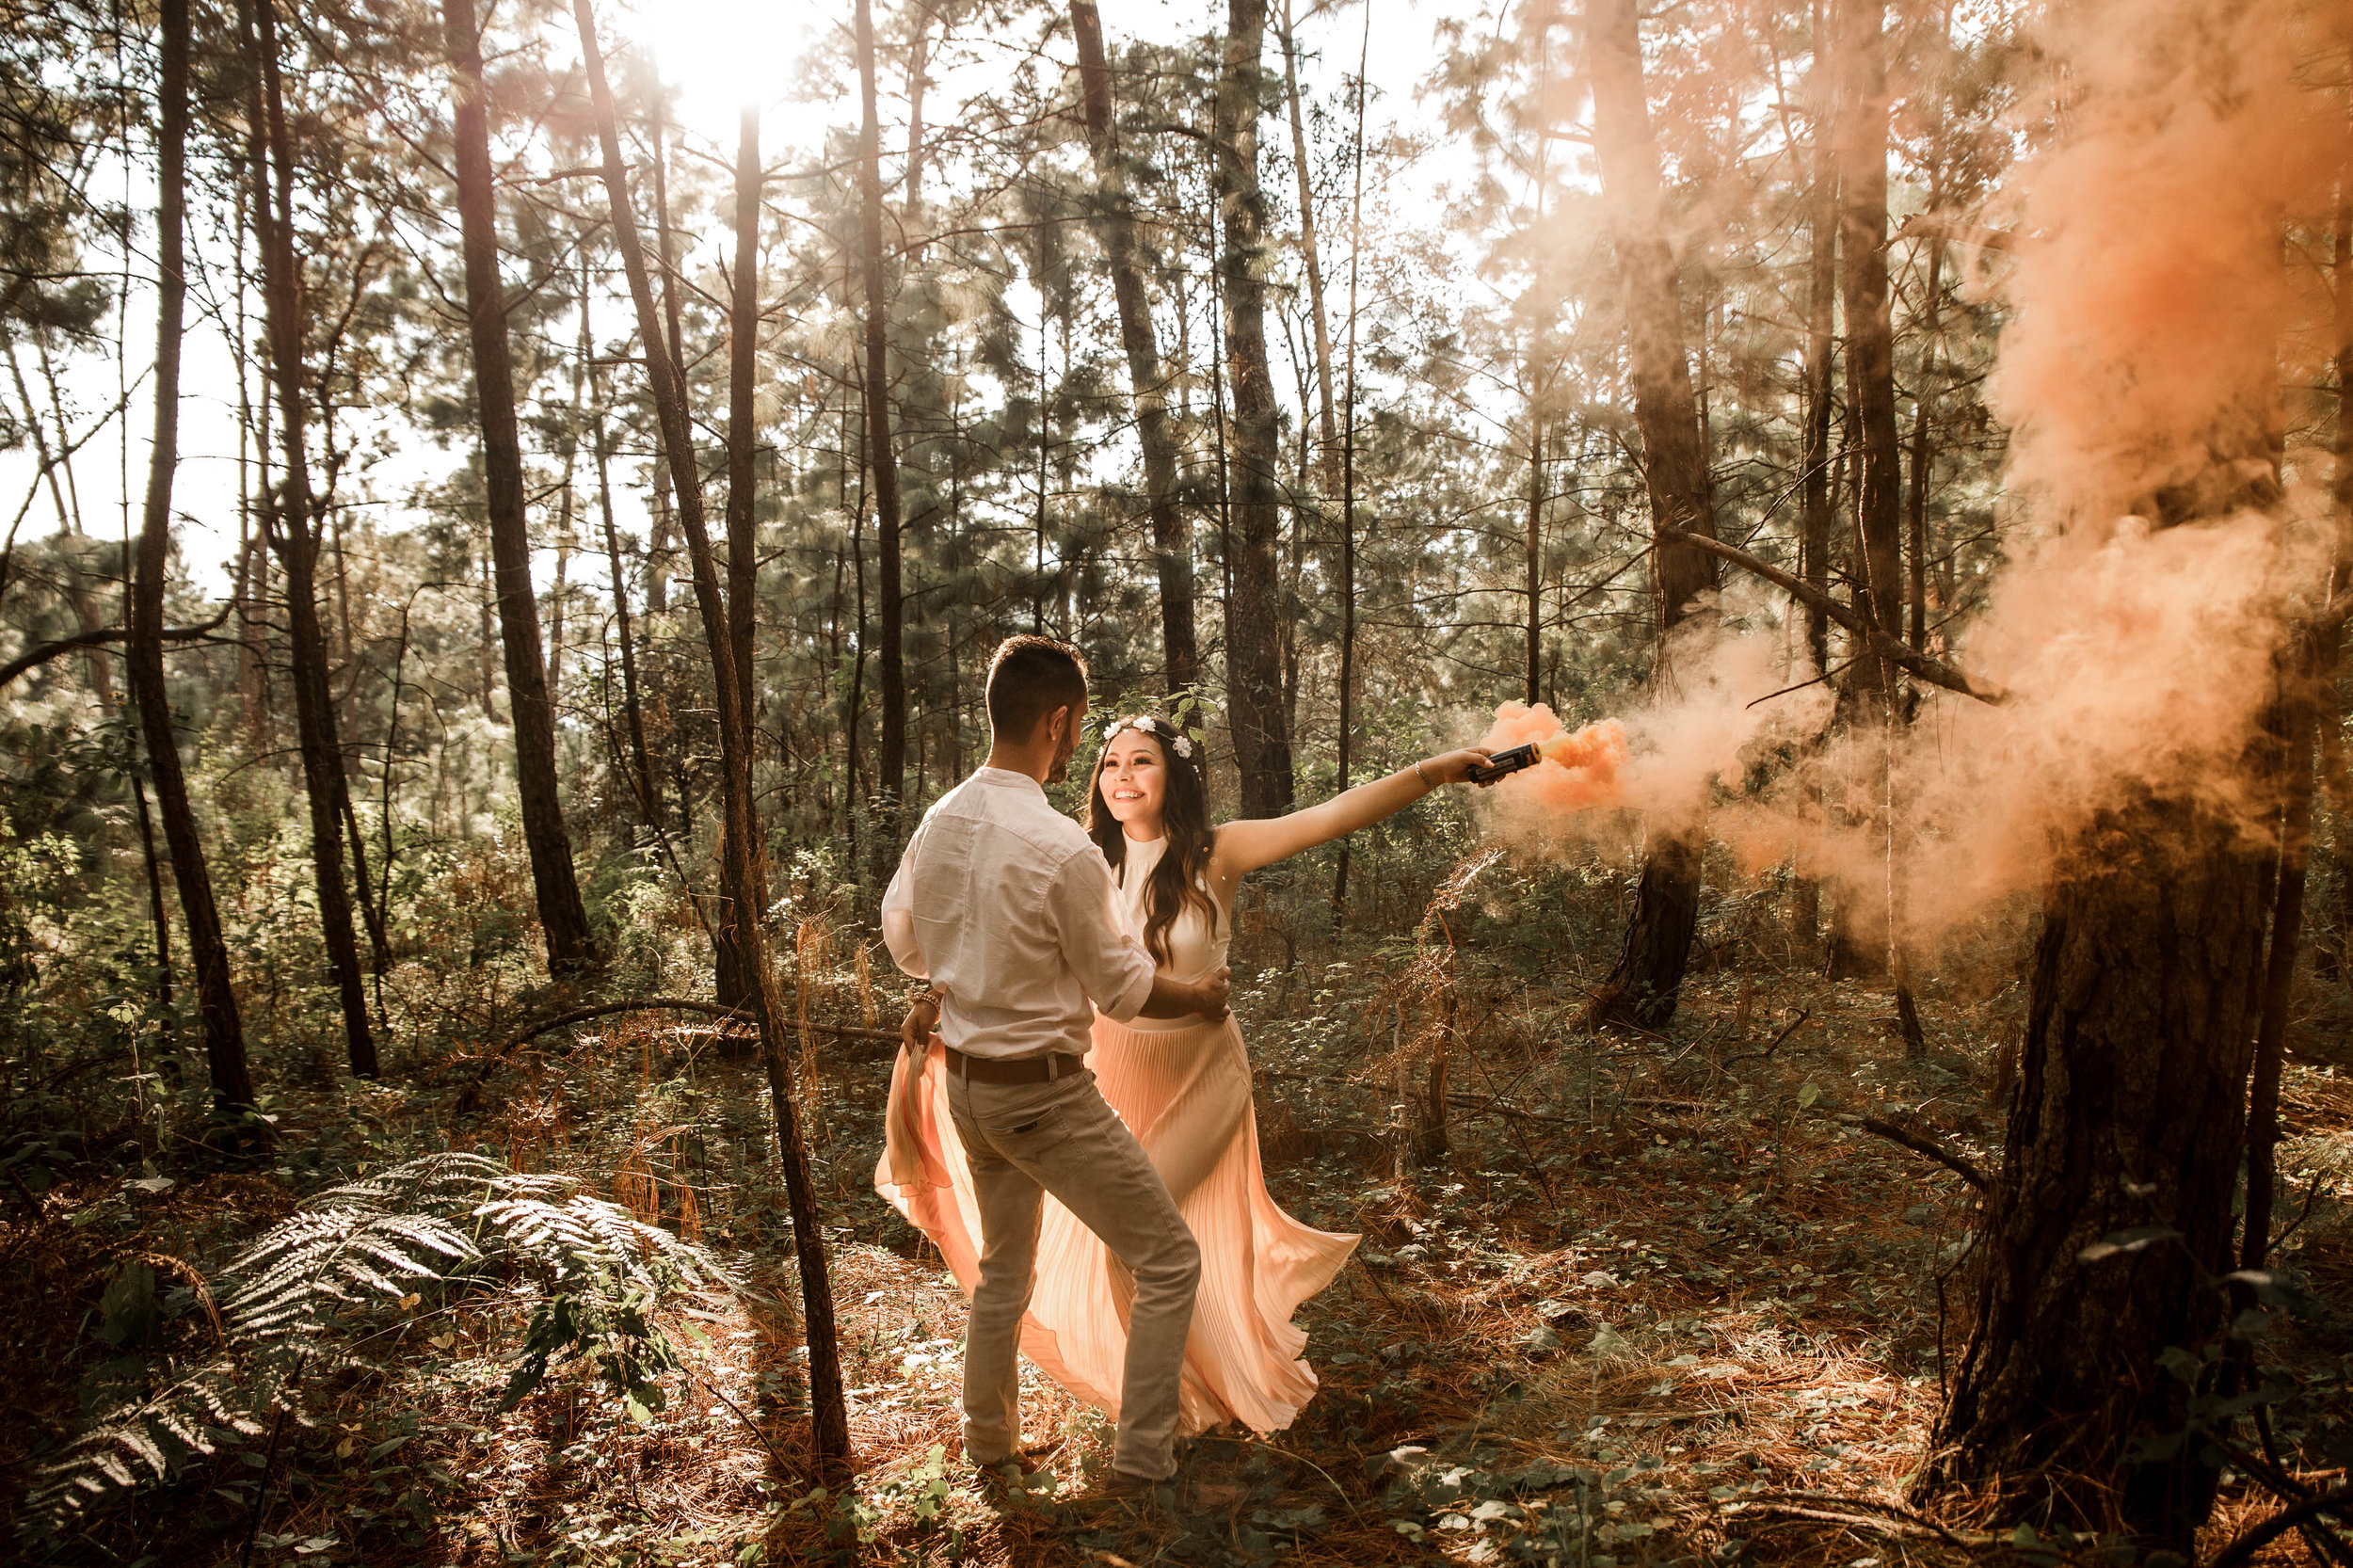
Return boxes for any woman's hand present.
[1418,747,1497,788]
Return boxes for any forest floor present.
[5,893,2352,1567]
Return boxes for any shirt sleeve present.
[880,858,927,980]
[1047,846,1157,1022]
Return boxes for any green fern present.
[20,1153,730,1536]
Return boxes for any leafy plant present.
[20,1153,728,1535]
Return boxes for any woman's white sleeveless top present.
[1110,835,1231,1032]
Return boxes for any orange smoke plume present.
[1477,702,1631,814]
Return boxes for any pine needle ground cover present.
[3,867,2348,1568]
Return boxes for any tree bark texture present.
[442,0,594,978]
[1070,0,1198,694]
[1212,0,1293,817]
[253,0,376,1078]
[1923,795,2268,1545]
[856,0,907,839]
[713,106,770,1008]
[572,0,849,1480]
[131,0,254,1112]
[1582,0,1719,1032]
[1826,0,1902,980]
[1790,83,1836,950]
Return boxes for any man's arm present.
[1046,849,1190,1022]
[1139,968,1230,1019]
[879,859,927,980]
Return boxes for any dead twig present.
[1724,1009,1811,1065]
[2208,1487,2353,1568]
[1853,1115,1990,1192]
[1744,1490,1975,1550]
[452,998,900,1112]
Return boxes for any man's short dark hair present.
[985,635,1089,740]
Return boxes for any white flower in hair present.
[1173,734,1194,760]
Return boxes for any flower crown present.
[1101,712,1195,760]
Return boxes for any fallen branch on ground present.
[1746,1491,1974,1550]
[1854,1115,1990,1192]
[1724,1009,1812,1064]
[2208,1486,2353,1568]
[452,998,899,1112]
[1656,526,2004,704]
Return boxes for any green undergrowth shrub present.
[19,1152,729,1543]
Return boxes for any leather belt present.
[944,1047,1086,1085]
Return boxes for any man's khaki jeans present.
[943,1066,1201,1480]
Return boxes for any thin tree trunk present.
[131,773,171,1003]
[572,7,849,1478]
[1525,413,1544,703]
[584,267,659,828]
[1790,22,1835,951]
[2243,638,2327,1282]
[1333,0,1369,915]
[443,0,594,977]
[128,0,222,1046]
[1070,0,1198,692]
[1905,237,1945,654]
[856,0,907,839]
[252,0,376,1078]
[1275,0,1340,496]
[1827,0,1903,981]
[712,104,770,1009]
[1212,0,1292,817]
[1582,0,1719,1032]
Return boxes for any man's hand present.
[1139,966,1233,1020]
[901,991,941,1055]
[1190,967,1232,1021]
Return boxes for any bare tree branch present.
[0,602,232,691]
[1655,525,2005,703]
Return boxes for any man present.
[882,635,1228,1489]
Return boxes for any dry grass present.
[5,941,2349,1566]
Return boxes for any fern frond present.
[20,1155,731,1541]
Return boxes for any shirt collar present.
[972,766,1047,796]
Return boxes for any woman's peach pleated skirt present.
[876,1010,1359,1436]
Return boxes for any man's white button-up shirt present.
[882,767,1157,1060]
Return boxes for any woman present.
[878,714,1493,1438]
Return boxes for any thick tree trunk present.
[1212,0,1292,816]
[856,0,907,841]
[130,0,254,1112]
[1826,0,1903,980]
[1070,0,1198,693]
[1923,795,2267,1546]
[253,0,376,1079]
[1582,0,1718,1032]
[573,9,849,1480]
[442,0,594,978]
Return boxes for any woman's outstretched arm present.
[1210,748,1494,888]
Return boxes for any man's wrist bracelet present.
[1414,760,1434,790]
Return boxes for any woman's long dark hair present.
[1085,715,1221,967]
